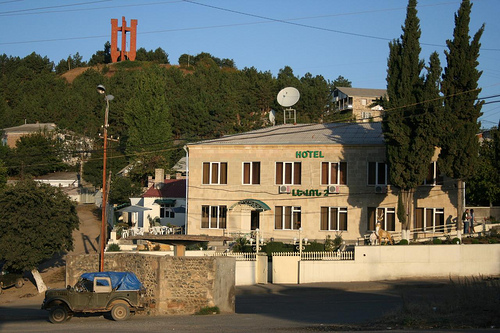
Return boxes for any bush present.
[471,239,480,244]
[304,241,324,252]
[107,243,121,252]
[398,239,409,245]
[432,238,442,244]
[452,237,461,244]
[262,241,293,256]
[195,306,220,315]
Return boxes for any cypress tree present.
[382,0,440,238]
[438,0,484,235]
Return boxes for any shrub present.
[195,306,220,315]
[304,241,324,252]
[433,238,442,244]
[107,243,121,252]
[452,237,461,244]
[263,241,293,256]
[398,239,409,245]
[471,239,480,244]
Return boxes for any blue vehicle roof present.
[80,271,143,290]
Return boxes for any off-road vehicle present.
[41,271,147,323]
[0,270,24,294]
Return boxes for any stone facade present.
[185,123,459,244]
[66,253,235,315]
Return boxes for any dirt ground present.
[0,204,101,304]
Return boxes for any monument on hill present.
[111,16,138,63]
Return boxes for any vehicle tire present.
[111,302,130,321]
[49,305,69,324]
[15,278,24,288]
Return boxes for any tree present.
[382,0,440,239]
[88,42,112,66]
[438,0,484,235]
[0,179,79,293]
[10,132,66,177]
[332,75,352,89]
[109,176,142,205]
[124,66,172,181]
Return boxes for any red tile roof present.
[142,179,186,198]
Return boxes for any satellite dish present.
[269,109,276,126]
[277,87,300,107]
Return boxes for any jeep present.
[41,271,147,323]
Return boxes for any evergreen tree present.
[438,0,484,234]
[382,0,440,238]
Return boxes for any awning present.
[154,199,176,205]
[229,199,271,211]
[117,205,152,213]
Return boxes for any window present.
[321,162,347,185]
[368,162,387,185]
[367,207,395,231]
[202,162,227,185]
[243,162,261,185]
[160,203,175,219]
[320,207,347,231]
[201,205,227,229]
[361,98,367,106]
[276,162,301,185]
[415,208,444,232]
[361,111,372,119]
[275,206,301,230]
[423,162,444,186]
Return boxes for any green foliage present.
[397,193,406,225]
[9,132,66,177]
[262,241,293,256]
[399,239,409,245]
[109,176,142,205]
[107,243,121,252]
[438,0,484,182]
[0,160,8,189]
[195,306,220,315]
[452,237,461,244]
[304,241,324,252]
[231,237,249,253]
[0,179,80,271]
[185,241,208,250]
[432,238,443,244]
[324,235,335,252]
[333,233,343,249]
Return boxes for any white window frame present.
[422,161,442,186]
[242,161,261,185]
[419,207,445,232]
[321,161,347,185]
[275,206,301,230]
[275,162,301,185]
[321,207,348,231]
[368,162,388,186]
[160,204,175,219]
[202,162,227,185]
[201,205,227,229]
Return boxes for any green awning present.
[154,199,176,205]
[229,199,271,211]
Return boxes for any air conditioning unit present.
[375,185,387,194]
[328,185,340,194]
[279,185,291,194]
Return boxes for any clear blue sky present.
[1,0,499,128]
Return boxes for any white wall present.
[296,244,500,284]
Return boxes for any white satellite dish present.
[277,87,300,107]
[269,109,276,126]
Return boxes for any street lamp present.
[294,228,309,259]
[97,84,114,272]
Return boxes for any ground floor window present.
[320,207,347,231]
[201,205,227,229]
[367,207,395,231]
[415,207,444,232]
[275,206,301,230]
[160,204,175,219]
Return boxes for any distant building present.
[1,122,56,148]
[333,87,386,123]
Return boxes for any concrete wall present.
[66,253,235,315]
[286,244,500,284]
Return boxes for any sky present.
[1,0,499,128]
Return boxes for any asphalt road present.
[1,279,482,333]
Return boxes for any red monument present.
[111,17,138,63]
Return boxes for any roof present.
[188,122,384,146]
[142,178,186,198]
[2,122,57,133]
[335,87,387,98]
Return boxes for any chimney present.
[155,168,164,185]
[147,175,153,188]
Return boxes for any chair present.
[121,229,129,238]
[136,227,144,236]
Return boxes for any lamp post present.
[97,84,114,272]
[294,227,309,259]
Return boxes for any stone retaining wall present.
[66,253,235,315]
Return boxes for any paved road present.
[2,279,484,333]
